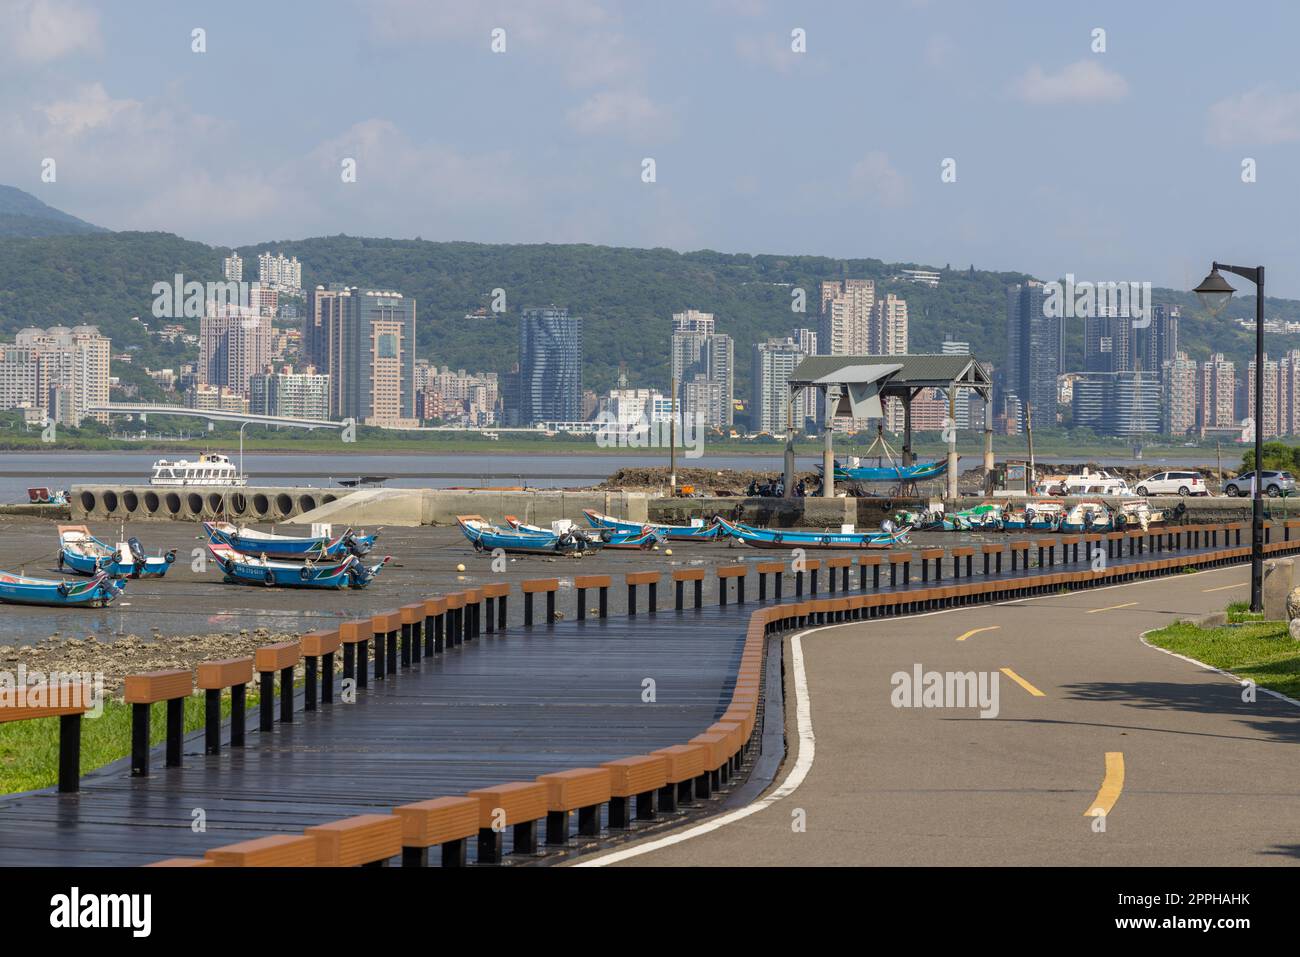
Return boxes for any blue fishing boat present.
[206,542,389,589]
[1002,501,1064,531]
[714,517,911,550]
[202,521,378,560]
[831,459,950,483]
[506,515,663,550]
[1059,501,1113,534]
[57,525,176,579]
[0,569,126,608]
[457,515,602,555]
[582,509,723,542]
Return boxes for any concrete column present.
[902,392,914,466]
[821,421,834,498]
[983,392,995,494]
[945,386,958,502]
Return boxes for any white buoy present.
[665,548,673,556]
[456,563,466,572]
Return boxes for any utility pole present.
[1025,402,1036,492]
[669,374,678,493]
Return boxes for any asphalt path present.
[578,564,1300,866]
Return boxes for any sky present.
[3,0,1300,295]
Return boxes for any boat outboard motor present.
[127,537,148,576]
[880,518,897,535]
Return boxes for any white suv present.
[1134,471,1206,497]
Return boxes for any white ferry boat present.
[149,452,247,487]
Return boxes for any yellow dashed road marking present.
[1087,601,1139,614]
[1202,583,1245,593]
[956,626,1000,642]
[999,667,1046,697]
[1084,752,1125,818]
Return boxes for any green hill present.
[0,185,107,238]
[0,224,1294,399]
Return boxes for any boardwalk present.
[0,523,1264,866]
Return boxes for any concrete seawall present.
[70,485,358,523]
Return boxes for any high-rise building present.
[223,251,243,282]
[257,251,302,294]
[1277,350,1300,437]
[249,366,330,419]
[941,338,972,429]
[1248,353,1281,439]
[198,307,272,397]
[1137,305,1179,377]
[519,307,582,425]
[13,325,110,426]
[870,293,909,355]
[1109,370,1162,436]
[1004,280,1061,427]
[752,336,814,434]
[669,309,733,428]
[1083,309,1133,374]
[1199,353,1236,431]
[0,344,38,412]
[326,289,418,426]
[1162,352,1198,435]
[304,285,346,372]
[818,279,874,355]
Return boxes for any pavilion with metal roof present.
[784,353,996,499]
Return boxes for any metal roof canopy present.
[789,353,993,398]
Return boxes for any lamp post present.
[239,420,250,480]
[1194,263,1265,612]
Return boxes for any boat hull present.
[716,518,910,550]
[203,522,376,560]
[0,572,125,608]
[59,548,174,579]
[582,509,720,542]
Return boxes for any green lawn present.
[1146,616,1300,699]
[0,690,259,795]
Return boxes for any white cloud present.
[40,83,137,136]
[566,90,675,139]
[849,151,907,207]
[0,0,100,63]
[1207,86,1300,145]
[1013,59,1128,105]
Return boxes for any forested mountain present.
[0,186,107,238]
[0,195,1295,398]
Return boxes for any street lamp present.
[1194,262,1265,612]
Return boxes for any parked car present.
[1133,471,1208,497]
[1223,470,1297,498]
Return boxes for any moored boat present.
[0,569,125,608]
[202,521,377,560]
[150,452,247,487]
[205,542,389,589]
[582,509,723,542]
[456,515,602,556]
[1114,498,1180,530]
[826,458,951,483]
[1060,500,1114,533]
[1003,500,1065,531]
[714,516,911,549]
[506,516,663,550]
[57,525,176,578]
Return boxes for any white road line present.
[573,629,818,867]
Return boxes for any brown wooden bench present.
[305,814,403,867]
[370,610,400,679]
[793,557,821,595]
[125,669,191,776]
[755,560,785,600]
[197,656,253,754]
[1008,540,1030,571]
[824,555,852,592]
[950,545,975,578]
[393,795,480,867]
[716,565,747,605]
[672,566,706,608]
[980,541,1004,575]
[466,781,549,865]
[918,548,944,582]
[255,640,301,730]
[338,619,372,689]
[602,754,669,827]
[299,630,339,710]
[0,682,91,792]
[651,744,707,809]
[481,581,510,633]
[625,570,661,615]
[205,835,317,867]
[1036,537,1058,566]
[463,588,484,640]
[688,731,732,796]
[145,857,213,867]
[574,574,611,620]
[857,553,883,589]
[398,603,424,666]
[521,578,559,627]
[443,592,466,646]
[888,551,913,587]
[421,597,447,654]
[537,767,612,844]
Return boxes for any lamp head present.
[1194,267,1236,316]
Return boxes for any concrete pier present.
[70,485,358,523]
